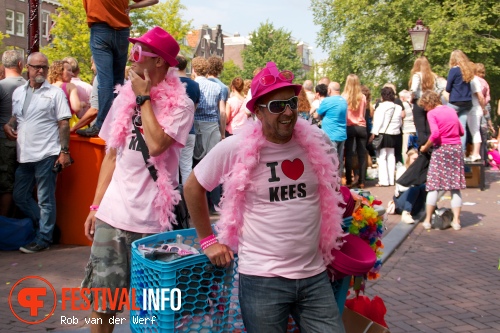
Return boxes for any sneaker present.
[422,221,432,230]
[76,125,100,137]
[19,242,49,254]
[464,155,482,162]
[401,211,415,224]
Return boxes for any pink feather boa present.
[216,118,346,266]
[106,68,188,231]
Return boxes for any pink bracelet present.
[89,205,99,211]
[200,234,218,250]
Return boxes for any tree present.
[130,0,193,54]
[40,0,92,82]
[242,21,303,80]
[311,0,500,101]
[0,32,8,54]
[220,60,243,86]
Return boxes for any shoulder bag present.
[132,113,190,230]
[371,106,395,150]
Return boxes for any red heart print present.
[281,159,304,180]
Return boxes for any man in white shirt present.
[4,52,72,253]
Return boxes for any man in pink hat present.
[81,26,194,332]
[185,62,346,332]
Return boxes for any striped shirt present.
[194,77,222,122]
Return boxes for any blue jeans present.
[447,103,472,151]
[90,23,130,129]
[332,140,345,178]
[239,271,345,333]
[394,184,426,215]
[13,155,58,247]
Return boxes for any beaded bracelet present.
[200,234,218,250]
[89,205,99,211]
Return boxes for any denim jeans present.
[447,103,472,151]
[13,155,58,247]
[90,23,130,129]
[394,184,426,215]
[332,140,345,178]
[239,271,345,333]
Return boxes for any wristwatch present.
[136,95,151,106]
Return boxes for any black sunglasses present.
[258,96,299,114]
[27,64,49,71]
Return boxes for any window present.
[41,11,51,38]
[15,12,25,37]
[217,36,222,49]
[201,38,205,49]
[6,10,15,34]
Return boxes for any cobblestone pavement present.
[1,171,499,333]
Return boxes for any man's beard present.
[34,75,45,84]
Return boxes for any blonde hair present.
[48,60,69,84]
[405,149,418,168]
[418,90,442,110]
[408,56,435,92]
[475,63,486,78]
[449,50,474,83]
[342,74,363,111]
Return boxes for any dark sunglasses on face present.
[258,96,299,114]
[27,64,49,71]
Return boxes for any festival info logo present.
[8,276,57,324]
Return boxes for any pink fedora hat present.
[128,26,179,67]
[246,62,302,113]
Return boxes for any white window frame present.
[41,10,51,38]
[6,10,15,35]
[15,12,25,37]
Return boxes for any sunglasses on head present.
[258,96,299,114]
[129,44,159,63]
[253,70,294,95]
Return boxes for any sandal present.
[422,221,432,230]
[451,222,461,231]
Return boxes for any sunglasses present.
[129,44,159,63]
[258,96,299,114]
[27,64,49,71]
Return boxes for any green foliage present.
[0,32,8,54]
[130,0,193,54]
[40,0,92,82]
[311,0,500,101]
[220,60,243,86]
[242,21,303,80]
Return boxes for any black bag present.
[397,152,430,187]
[371,106,395,151]
[431,208,453,230]
[133,116,190,230]
[371,134,384,150]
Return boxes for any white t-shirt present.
[194,134,325,279]
[470,77,483,116]
[12,81,71,163]
[95,97,194,233]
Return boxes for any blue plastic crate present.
[130,218,352,333]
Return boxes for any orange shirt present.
[346,94,366,127]
[83,0,139,29]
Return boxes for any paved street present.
[1,170,500,333]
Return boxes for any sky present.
[180,0,329,61]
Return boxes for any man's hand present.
[204,243,234,268]
[84,210,98,241]
[3,123,17,141]
[57,153,72,169]
[129,68,151,96]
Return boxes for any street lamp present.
[408,19,430,55]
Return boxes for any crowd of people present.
[0,4,498,329]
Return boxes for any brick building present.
[185,24,224,60]
[0,0,58,59]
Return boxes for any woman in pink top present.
[48,60,86,127]
[225,77,247,135]
[419,91,466,231]
[342,74,367,188]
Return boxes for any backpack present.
[0,216,35,250]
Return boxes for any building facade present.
[1,0,58,58]
[185,24,224,60]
